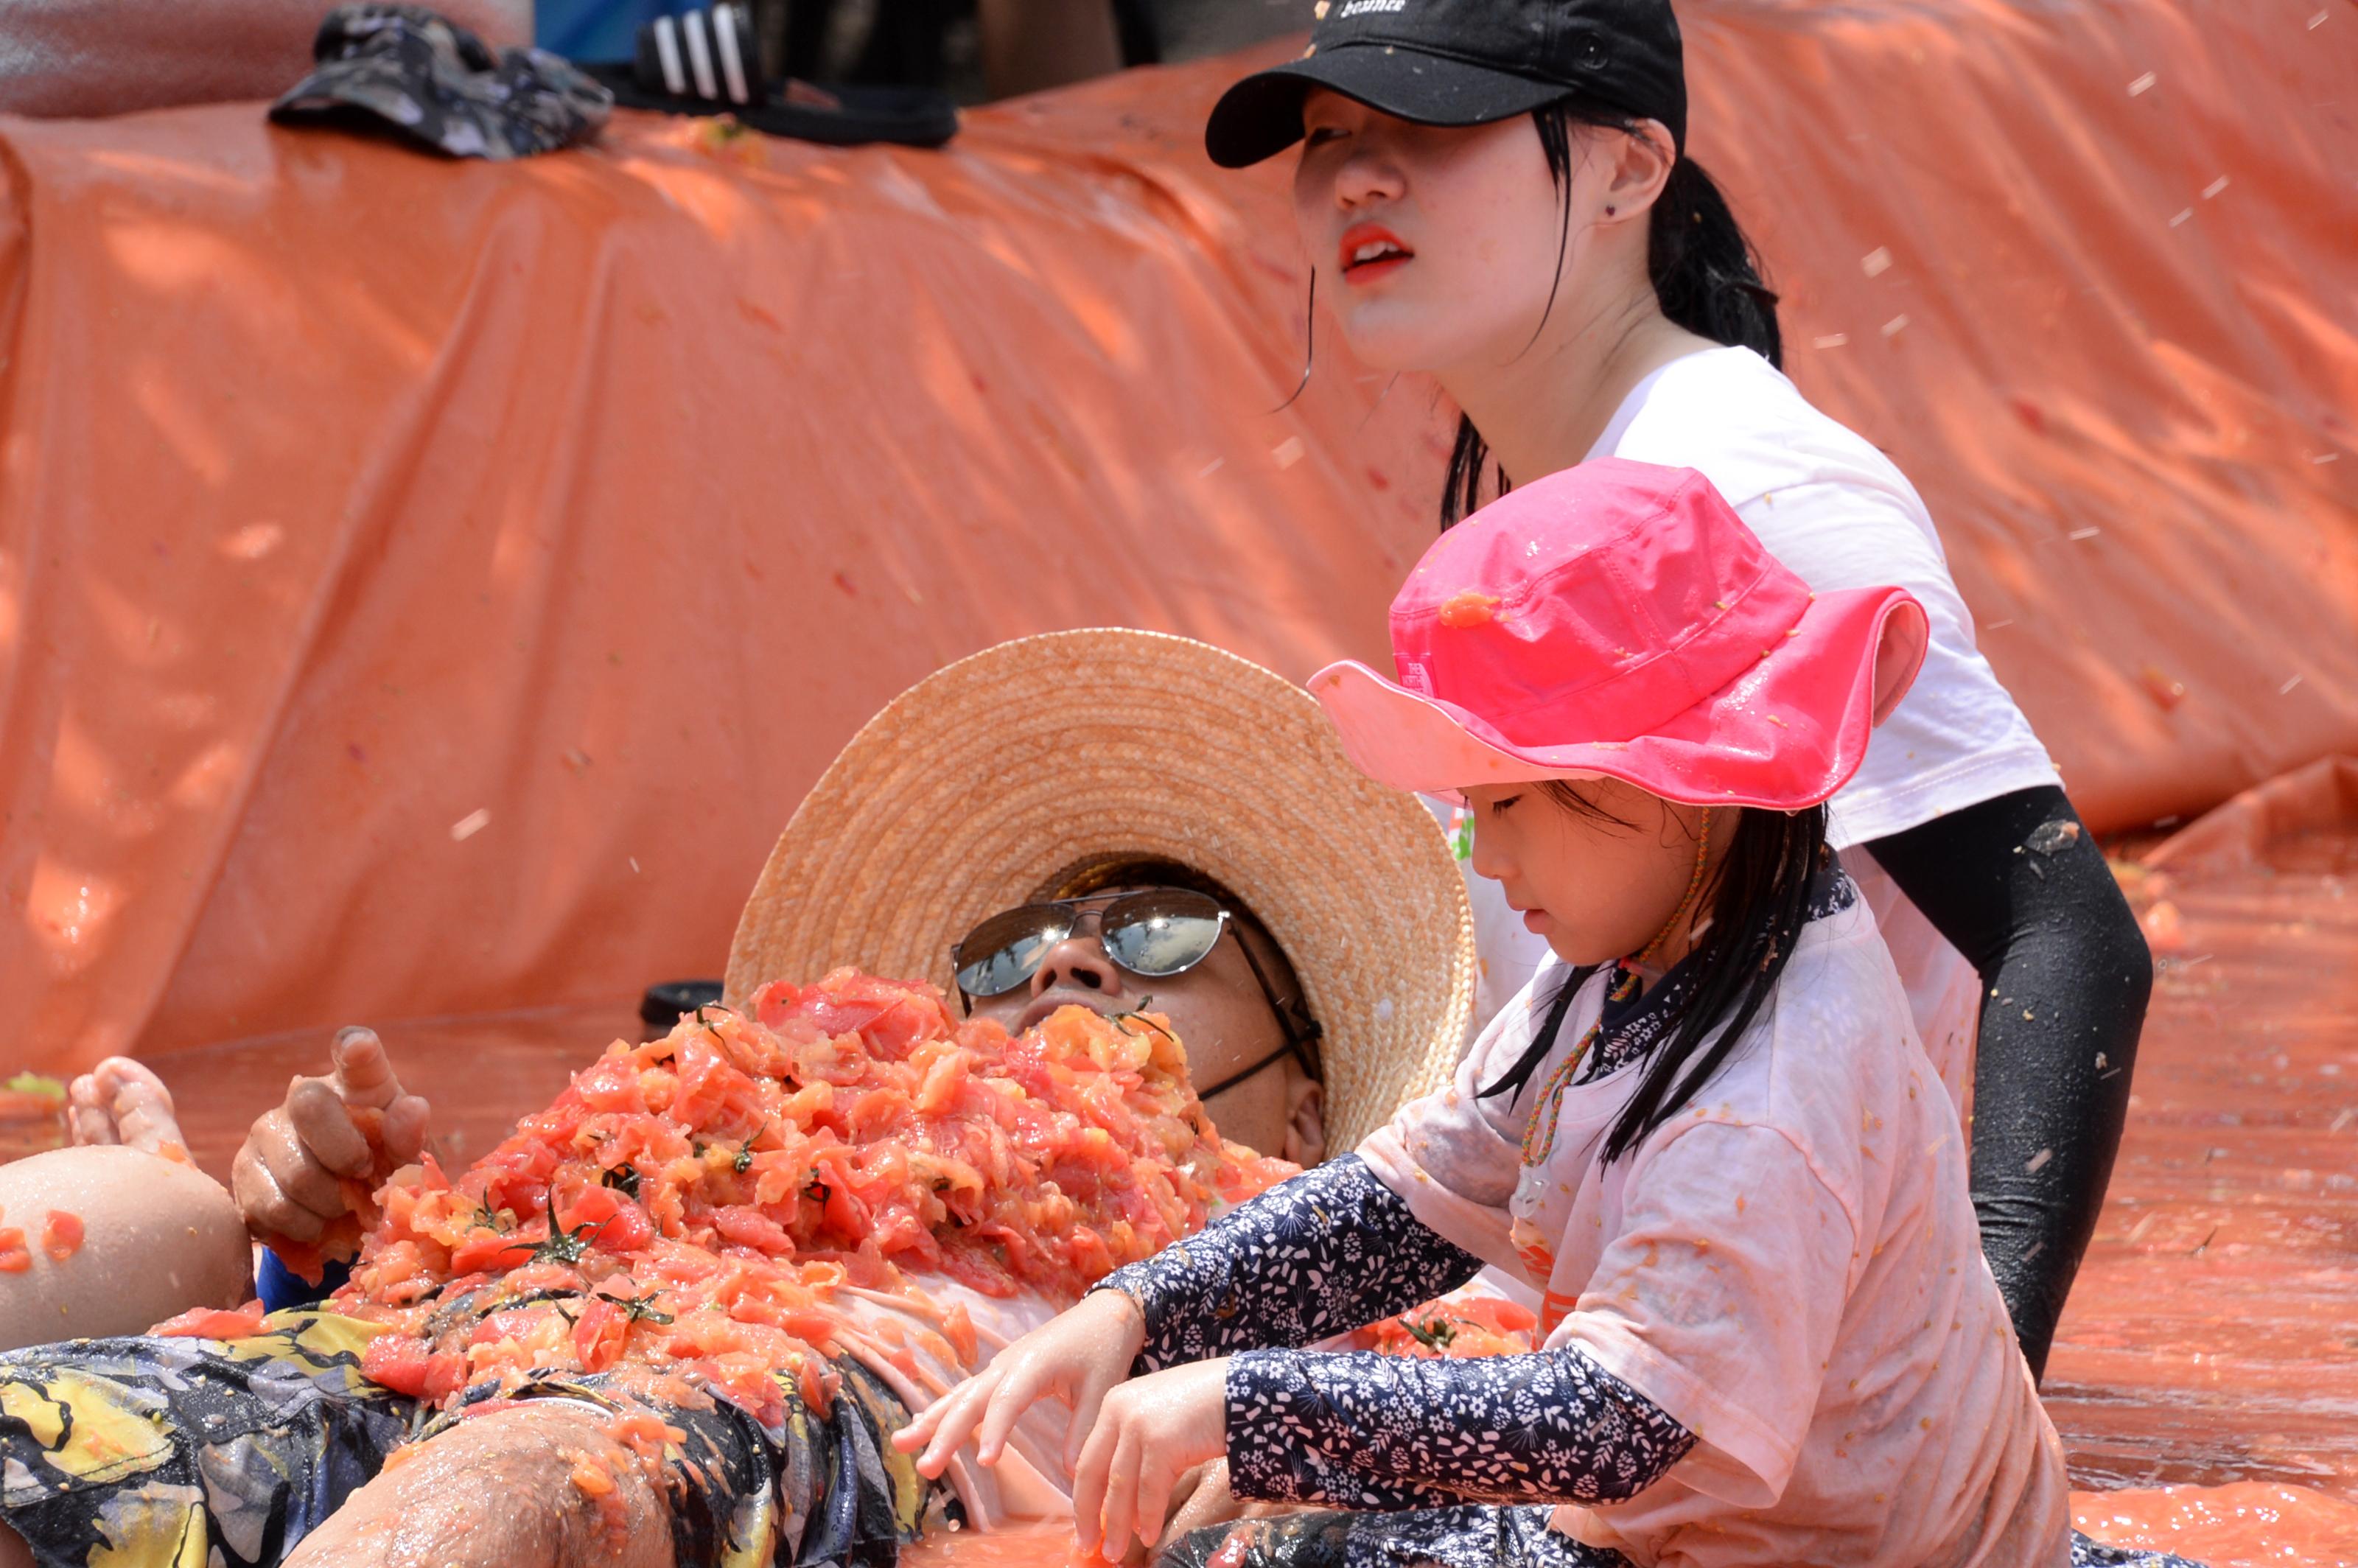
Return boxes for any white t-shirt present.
[1441,346,2058,1109]
[829,1278,1071,1527]
[1359,895,2071,1568]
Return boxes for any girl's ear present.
[1869,601,1931,727]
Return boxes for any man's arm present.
[0,0,532,118]
[281,1401,674,1568]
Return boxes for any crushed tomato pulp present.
[210,971,1297,1422]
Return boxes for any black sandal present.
[582,4,957,150]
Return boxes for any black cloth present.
[1867,785,2153,1380]
[1099,1158,1693,1514]
[1159,1505,1634,1568]
[1099,1156,1485,1373]
[1227,1344,1693,1509]
[1157,1516,2206,1568]
[581,65,959,148]
[273,4,612,160]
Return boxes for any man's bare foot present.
[66,1057,190,1158]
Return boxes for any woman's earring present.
[1604,204,1617,217]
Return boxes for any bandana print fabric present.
[1157,1504,1634,1568]
[1570,965,1692,1085]
[271,4,613,161]
[1098,1157,1695,1528]
[1225,1342,1694,1508]
[2070,1537,2209,1567]
[1154,1511,2208,1568]
[1097,1155,1484,1373]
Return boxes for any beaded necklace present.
[1519,809,1712,1168]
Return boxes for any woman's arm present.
[1223,1345,1695,1509]
[1097,1155,1484,1371]
[1866,785,2153,1379]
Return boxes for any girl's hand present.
[892,1287,1146,1477]
[1072,1357,1231,1561]
[1158,1458,1248,1550]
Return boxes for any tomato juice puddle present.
[102,840,2358,1567]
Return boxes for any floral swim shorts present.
[0,1309,926,1568]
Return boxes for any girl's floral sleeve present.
[1094,1155,1483,1371]
[1225,1343,1695,1508]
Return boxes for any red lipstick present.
[1338,222,1414,284]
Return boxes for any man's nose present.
[1029,937,1128,1001]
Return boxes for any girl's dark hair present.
[1480,791,1827,1163]
[1443,102,1783,526]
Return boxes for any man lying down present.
[0,629,1483,1568]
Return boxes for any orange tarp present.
[3,1,2354,1074]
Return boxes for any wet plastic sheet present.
[891,1491,2358,1568]
[2141,755,2358,878]
[2045,795,2358,1564]
[130,814,2358,1564]
[2,1,2355,1075]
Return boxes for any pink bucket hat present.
[1309,458,1930,809]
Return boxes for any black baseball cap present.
[1205,0,1686,169]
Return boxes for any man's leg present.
[0,1059,250,1351]
[282,1402,675,1568]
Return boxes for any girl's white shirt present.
[1359,895,2071,1568]
[1431,344,2056,1114]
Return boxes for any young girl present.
[1204,0,2152,1380]
[902,462,2196,1568]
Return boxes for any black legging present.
[1868,785,2154,1379]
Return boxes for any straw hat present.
[726,629,1476,1152]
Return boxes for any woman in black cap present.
[1206,0,2150,1393]
[897,21,2188,1568]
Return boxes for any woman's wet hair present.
[1442,101,1783,527]
[1480,789,1827,1163]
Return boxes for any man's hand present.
[231,1026,429,1245]
[1073,1357,1231,1561]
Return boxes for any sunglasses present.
[953,888,1235,999]
[951,886,1325,1101]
